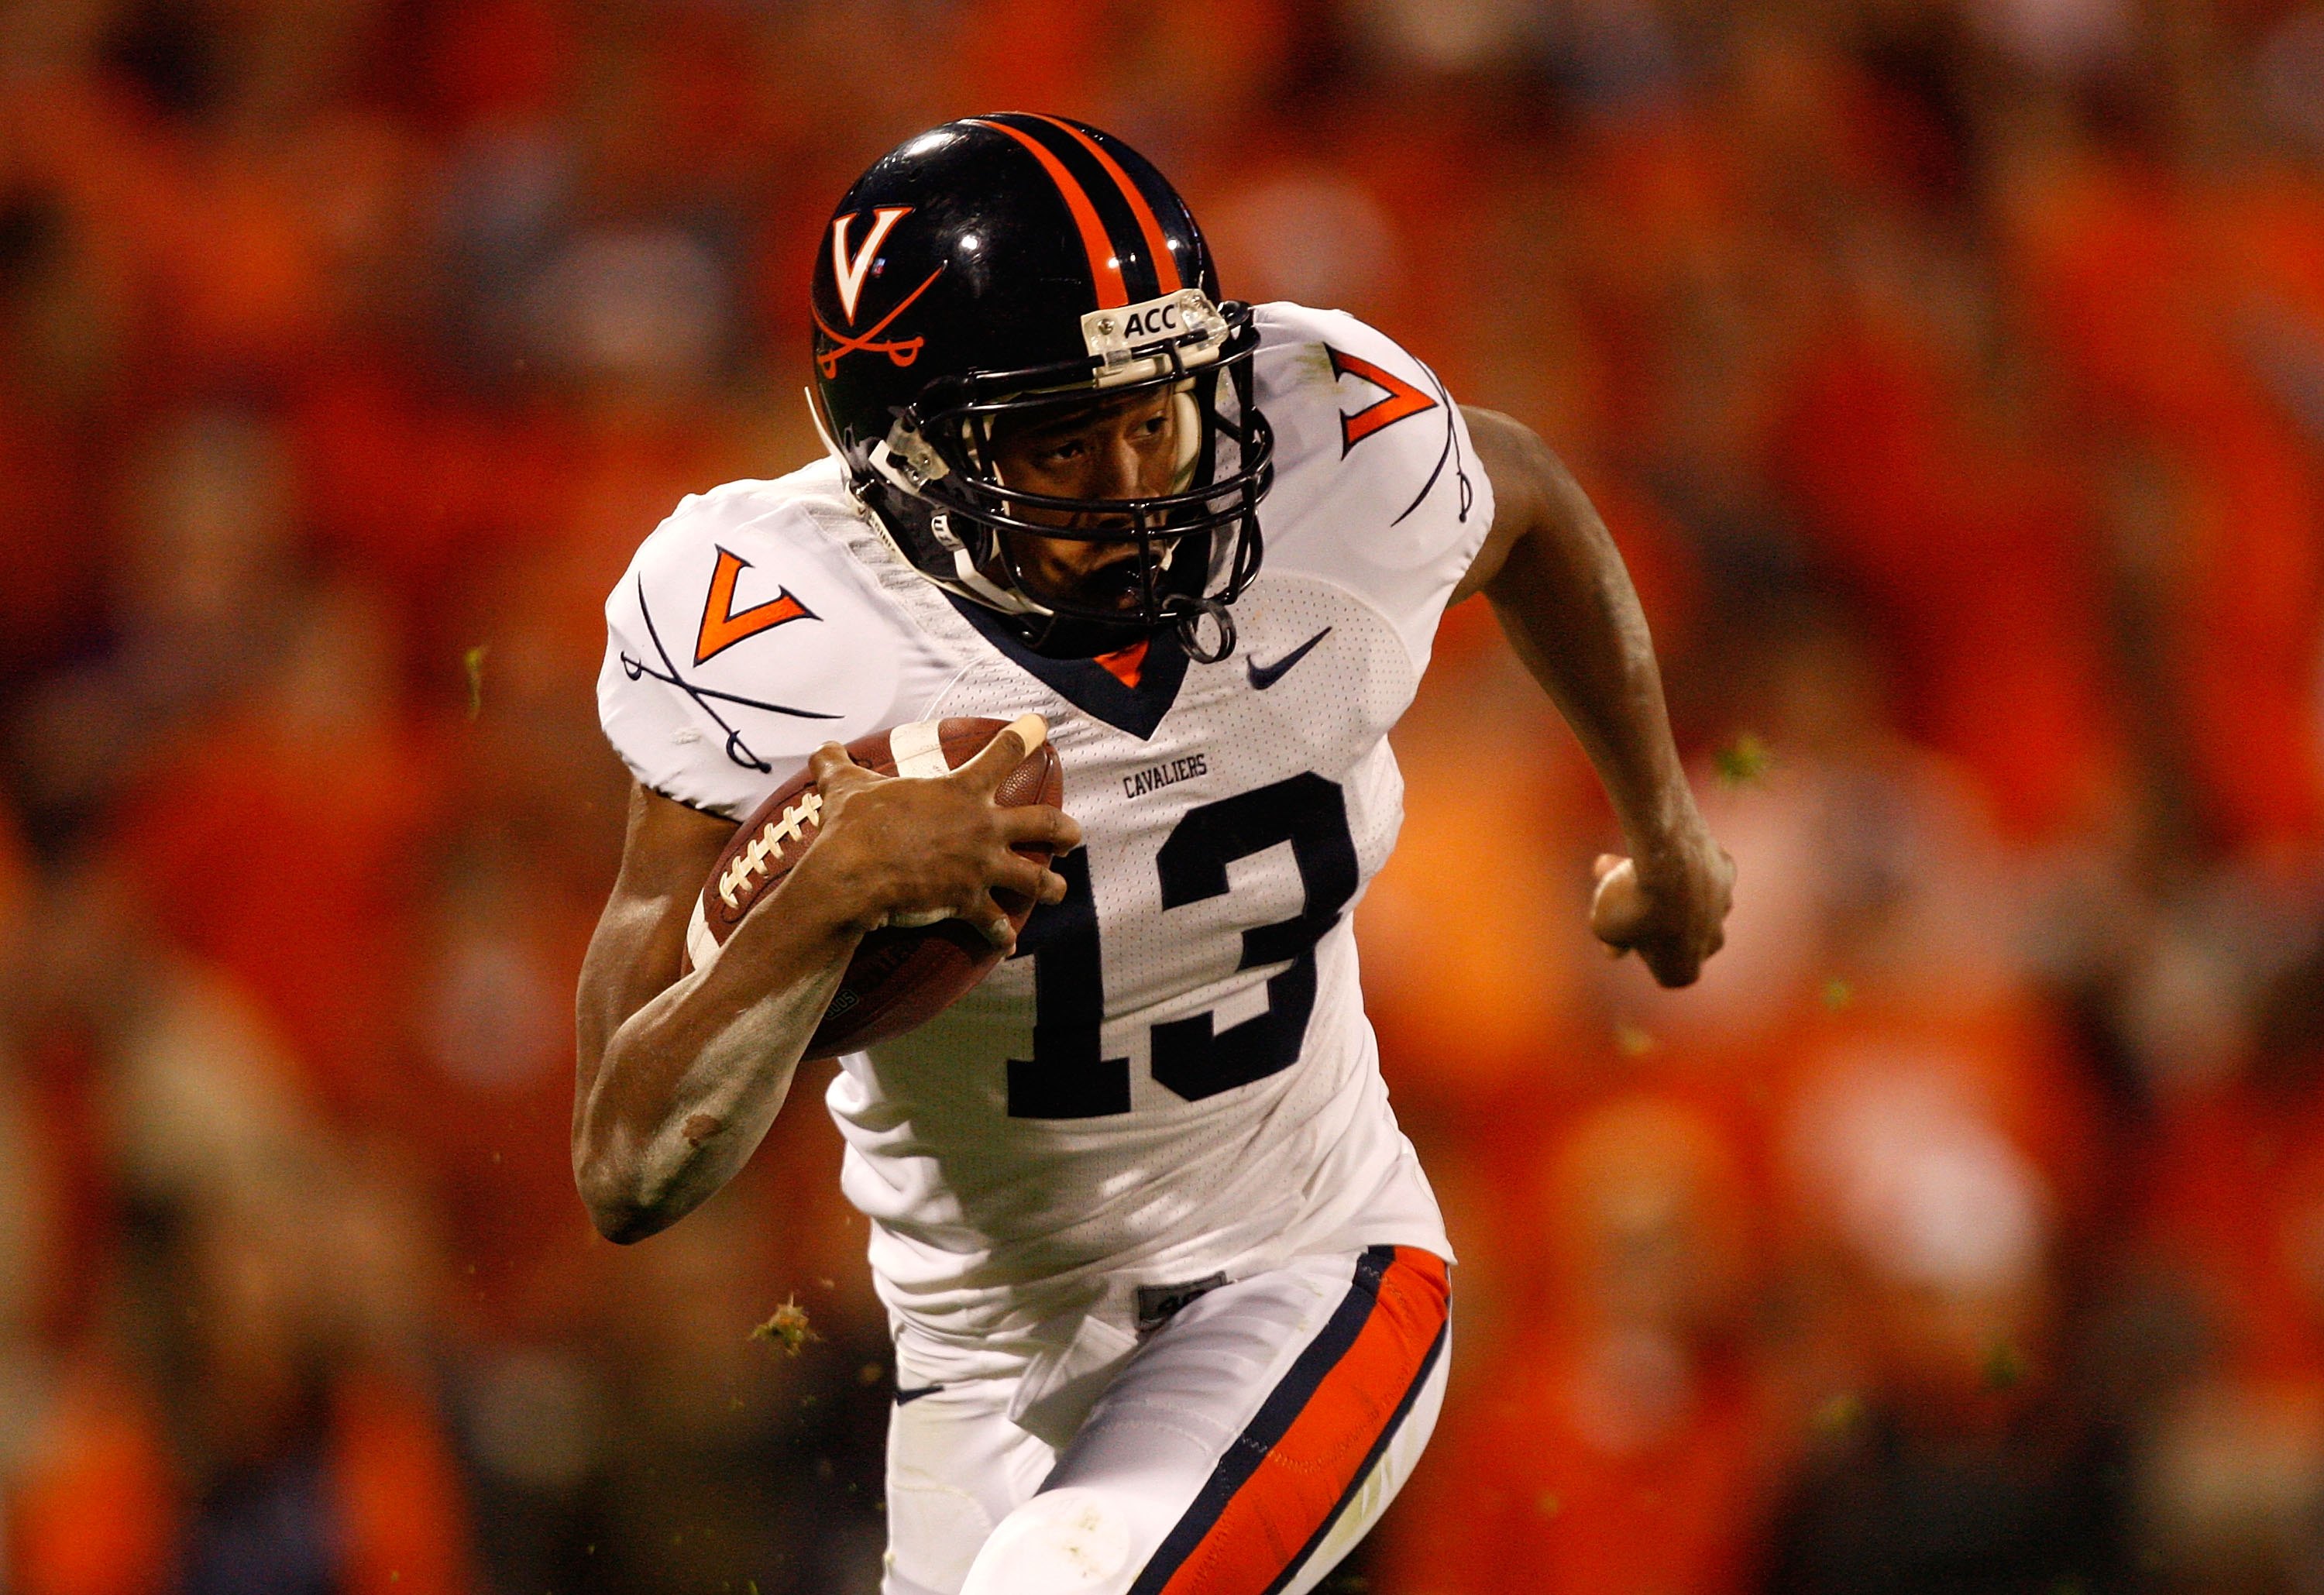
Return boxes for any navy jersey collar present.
[946,596,1189,740]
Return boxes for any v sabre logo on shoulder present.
[1328,347,1436,455]
[620,554,839,773]
[1325,343,1475,528]
[1246,627,1332,690]
[695,547,815,664]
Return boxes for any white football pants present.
[881,1246,1450,1595]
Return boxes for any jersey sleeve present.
[597,476,937,819]
[1246,304,1497,675]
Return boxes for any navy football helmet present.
[809,114,1274,661]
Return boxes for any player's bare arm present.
[572,730,1078,1243]
[1453,406,1734,987]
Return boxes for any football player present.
[575,115,1733,1595]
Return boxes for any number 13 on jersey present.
[1005,772,1360,1119]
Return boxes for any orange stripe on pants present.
[1157,1247,1450,1594]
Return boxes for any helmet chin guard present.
[808,115,1274,660]
[1175,596,1237,665]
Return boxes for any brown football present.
[681,715,1064,1059]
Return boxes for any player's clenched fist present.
[1589,830,1735,988]
[796,717,1082,951]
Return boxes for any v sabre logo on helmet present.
[817,206,944,376]
[830,208,913,323]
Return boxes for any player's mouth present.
[1065,555,1150,612]
[1006,529,1179,614]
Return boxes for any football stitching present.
[717,790,825,909]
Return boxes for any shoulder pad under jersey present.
[597,461,944,818]
[1247,303,1497,672]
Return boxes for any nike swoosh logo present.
[894,1384,943,1406]
[1246,627,1332,690]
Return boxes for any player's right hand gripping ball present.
[681,717,1065,1058]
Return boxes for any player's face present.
[986,389,1185,614]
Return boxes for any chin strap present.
[1174,597,1237,664]
[928,510,1045,617]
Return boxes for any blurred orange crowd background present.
[4,0,2324,1591]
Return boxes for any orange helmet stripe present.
[1025,113,1184,295]
[972,118,1128,309]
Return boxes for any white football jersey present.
[598,303,1494,1380]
